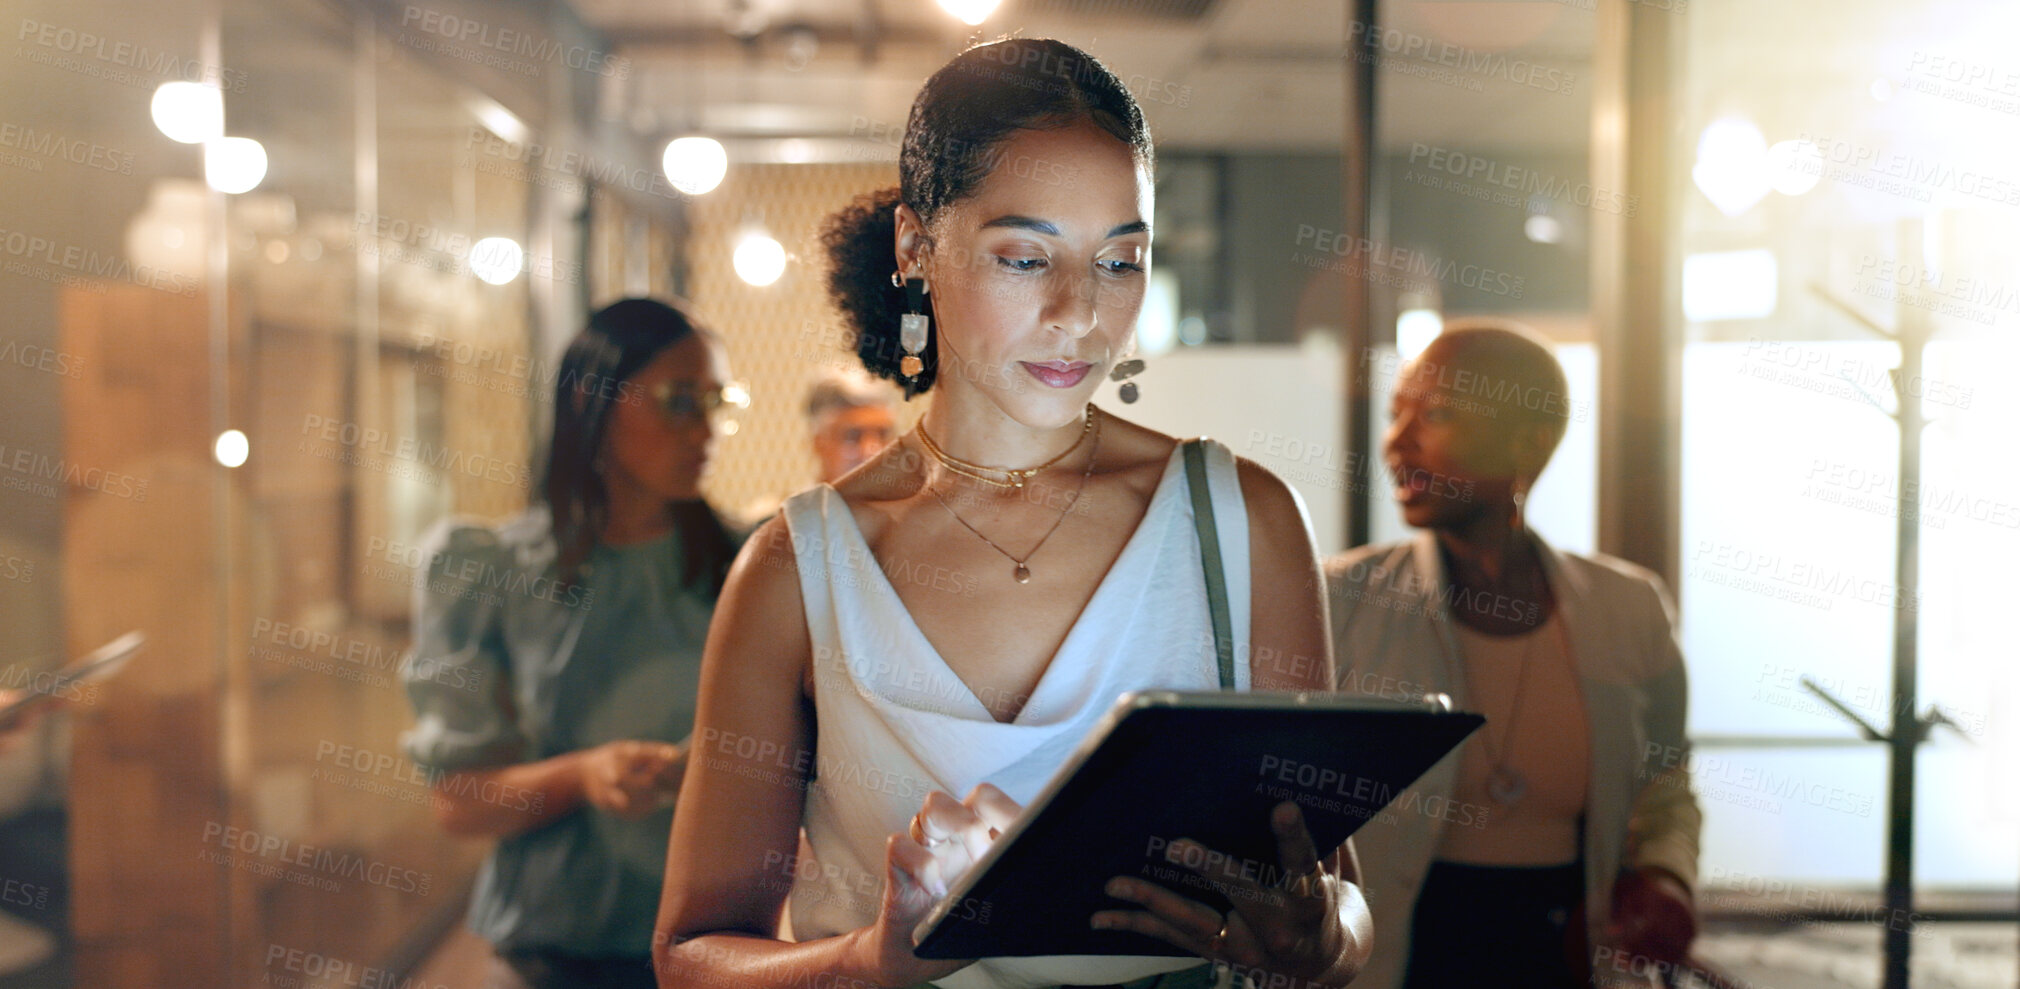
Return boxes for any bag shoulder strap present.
[1182,438,1236,690]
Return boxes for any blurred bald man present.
[1328,319,1701,989]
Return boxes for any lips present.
[1390,462,1433,502]
[1020,360,1092,388]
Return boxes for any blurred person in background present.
[809,369,901,485]
[1326,320,1700,989]
[0,685,68,977]
[401,298,747,989]
[738,368,901,525]
[655,37,1370,989]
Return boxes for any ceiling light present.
[151,82,223,144]
[204,137,267,194]
[937,0,1001,26]
[733,231,786,287]
[1691,118,1770,216]
[469,237,524,285]
[663,136,728,196]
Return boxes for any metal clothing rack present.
[1802,216,1976,989]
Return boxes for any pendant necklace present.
[922,410,1101,584]
[1472,623,1537,806]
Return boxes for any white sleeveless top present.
[778,438,1251,989]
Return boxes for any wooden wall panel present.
[61,282,228,987]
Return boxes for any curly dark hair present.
[820,38,1153,398]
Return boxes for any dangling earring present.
[1511,479,1529,531]
[893,269,929,379]
[1109,357,1146,403]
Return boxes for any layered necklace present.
[915,407,1094,490]
[914,407,1101,585]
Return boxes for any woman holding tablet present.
[655,38,1371,989]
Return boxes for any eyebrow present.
[978,215,1150,238]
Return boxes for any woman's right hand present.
[854,784,1022,987]
[580,739,686,819]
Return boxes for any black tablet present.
[911,690,1482,959]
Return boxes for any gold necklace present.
[915,407,1094,489]
[925,412,1101,584]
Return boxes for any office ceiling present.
[571,0,1595,156]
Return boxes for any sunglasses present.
[650,381,751,429]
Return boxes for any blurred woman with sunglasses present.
[401,297,750,989]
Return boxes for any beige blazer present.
[1325,531,1700,989]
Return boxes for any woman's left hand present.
[1091,800,1352,983]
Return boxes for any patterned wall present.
[685,163,927,525]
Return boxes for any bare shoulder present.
[714,514,810,669]
[824,435,925,543]
[1091,409,1181,493]
[1231,453,1314,550]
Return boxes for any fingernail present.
[1090,914,1111,930]
[1105,878,1131,898]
